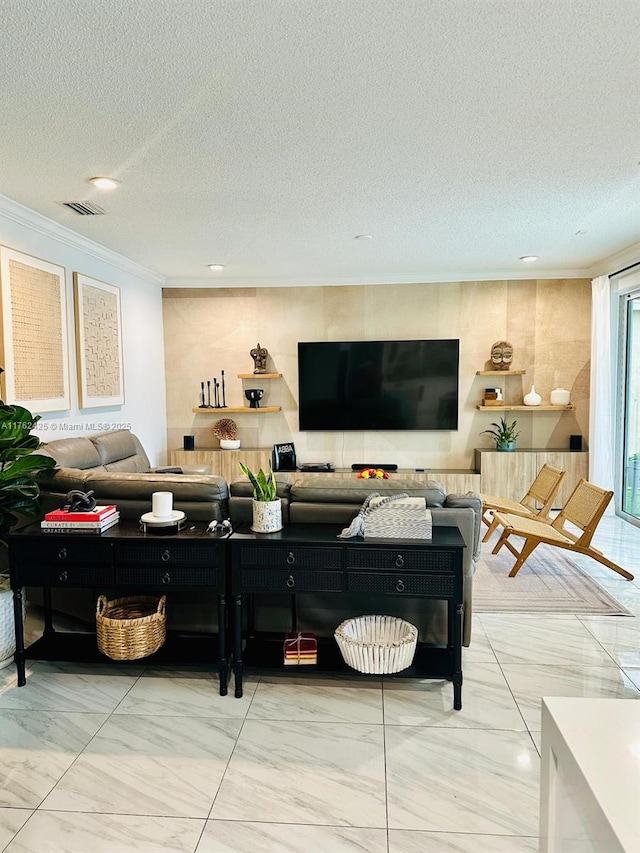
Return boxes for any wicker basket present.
[96,594,166,661]
[334,614,418,675]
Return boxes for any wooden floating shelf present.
[237,373,282,379]
[476,370,526,376]
[476,403,575,411]
[192,406,281,414]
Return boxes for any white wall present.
[0,196,168,464]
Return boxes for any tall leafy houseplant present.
[0,403,55,668]
[0,404,55,544]
[481,416,520,452]
[238,461,282,533]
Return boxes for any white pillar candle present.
[152,491,173,518]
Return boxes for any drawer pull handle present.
[161,550,171,563]
[286,575,295,588]
[286,552,296,565]
[162,573,171,584]
[396,579,405,592]
[58,548,67,560]
[59,570,68,582]
[395,554,404,568]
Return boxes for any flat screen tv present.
[298,339,459,431]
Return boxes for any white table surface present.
[540,697,640,852]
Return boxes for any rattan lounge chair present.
[480,463,566,542]
[491,478,634,580]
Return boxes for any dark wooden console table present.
[8,522,229,694]
[229,523,465,709]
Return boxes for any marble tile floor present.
[1,515,639,852]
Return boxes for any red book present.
[44,505,117,522]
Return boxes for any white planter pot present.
[251,498,283,533]
[220,439,241,450]
[0,579,26,670]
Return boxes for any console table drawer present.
[11,540,112,567]
[114,543,216,568]
[240,569,343,593]
[15,564,114,587]
[346,548,456,573]
[347,571,456,597]
[115,566,219,587]
[236,545,342,570]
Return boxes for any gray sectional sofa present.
[35,429,229,521]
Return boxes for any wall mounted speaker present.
[569,435,582,451]
[183,435,195,451]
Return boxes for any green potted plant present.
[481,416,520,452]
[0,402,56,668]
[238,461,282,532]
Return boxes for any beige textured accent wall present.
[162,279,591,470]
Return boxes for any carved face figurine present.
[490,340,514,370]
[250,342,268,374]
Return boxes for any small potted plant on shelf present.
[481,416,520,452]
[238,461,282,533]
[212,418,240,450]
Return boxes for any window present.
[621,290,640,521]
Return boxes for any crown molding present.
[164,268,593,289]
[0,194,165,285]
[588,241,640,278]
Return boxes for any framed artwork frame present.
[73,272,124,408]
[0,245,71,412]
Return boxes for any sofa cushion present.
[289,476,446,507]
[82,471,229,502]
[36,437,103,470]
[230,475,294,500]
[90,429,151,472]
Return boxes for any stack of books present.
[41,505,119,534]
[483,387,504,406]
[283,632,317,666]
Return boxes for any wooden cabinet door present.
[478,451,538,502]
[536,452,588,508]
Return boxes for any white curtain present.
[589,275,615,497]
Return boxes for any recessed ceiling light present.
[87,176,120,190]
[519,255,538,262]
[355,234,373,240]
[207,264,225,271]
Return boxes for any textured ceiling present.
[1,0,639,285]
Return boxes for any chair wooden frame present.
[480,463,566,543]
[491,478,634,580]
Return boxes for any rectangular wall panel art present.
[0,246,71,412]
[73,272,124,408]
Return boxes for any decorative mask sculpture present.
[250,342,268,374]
[490,340,514,370]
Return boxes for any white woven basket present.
[0,577,26,670]
[334,614,418,674]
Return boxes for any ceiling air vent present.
[59,201,105,215]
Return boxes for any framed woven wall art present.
[0,246,71,412]
[73,272,124,408]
